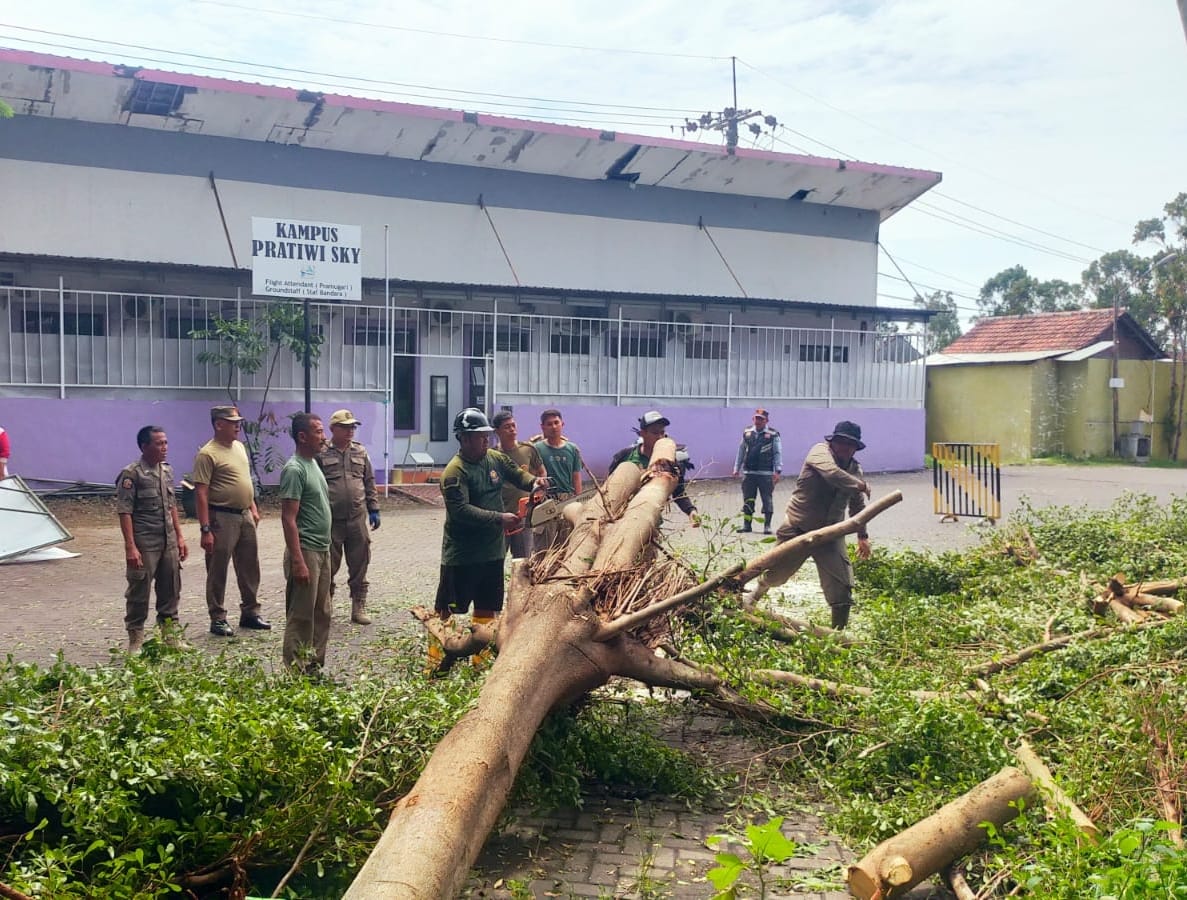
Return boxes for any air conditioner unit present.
[124,295,153,320]
[429,301,456,328]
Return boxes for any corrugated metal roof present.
[0,48,941,221]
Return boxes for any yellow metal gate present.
[932,443,1001,523]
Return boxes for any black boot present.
[830,604,851,630]
[763,513,773,535]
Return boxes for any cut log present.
[1108,597,1147,624]
[847,767,1036,900]
[1108,575,1187,597]
[1120,592,1183,616]
[1013,740,1099,843]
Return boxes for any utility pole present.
[682,56,779,154]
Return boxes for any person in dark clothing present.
[732,408,782,533]
[608,411,699,525]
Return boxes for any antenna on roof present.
[679,57,779,155]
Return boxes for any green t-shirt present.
[439,449,535,565]
[278,454,331,552]
[533,439,582,495]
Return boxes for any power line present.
[0,26,702,122]
[878,255,982,290]
[735,56,1134,229]
[905,203,1092,265]
[193,0,730,61]
[879,272,981,305]
[930,190,1110,254]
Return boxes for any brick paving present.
[464,713,953,900]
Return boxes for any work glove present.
[369,510,381,530]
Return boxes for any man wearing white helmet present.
[428,408,548,671]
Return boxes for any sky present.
[1,0,1185,322]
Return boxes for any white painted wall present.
[0,159,875,306]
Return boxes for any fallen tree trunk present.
[847,766,1036,900]
[344,451,903,898]
[1013,740,1099,843]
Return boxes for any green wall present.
[927,358,1173,461]
[926,363,1035,462]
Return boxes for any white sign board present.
[251,217,362,301]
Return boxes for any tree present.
[977,265,1082,318]
[191,301,324,485]
[914,290,962,353]
[342,442,902,898]
[1082,249,1162,341]
[1132,193,1187,459]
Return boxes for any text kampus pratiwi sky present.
[1,0,1184,318]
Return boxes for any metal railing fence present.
[1,286,925,406]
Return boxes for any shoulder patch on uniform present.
[442,475,462,488]
[121,477,134,489]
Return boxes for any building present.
[927,309,1168,461]
[0,48,941,484]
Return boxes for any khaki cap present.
[329,409,362,427]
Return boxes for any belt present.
[210,505,246,514]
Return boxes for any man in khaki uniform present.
[192,405,270,636]
[491,410,544,559]
[116,425,188,652]
[316,409,380,625]
[745,420,873,630]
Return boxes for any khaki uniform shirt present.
[784,442,868,534]
[191,439,255,509]
[116,459,178,552]
[316,440,378,521]
[499,441,543,513]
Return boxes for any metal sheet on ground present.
[0,475,74,561]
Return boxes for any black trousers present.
[741,473,775,523]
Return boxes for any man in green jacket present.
[429,408,548,670]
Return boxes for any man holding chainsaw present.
[492,410,546,559]
[428,408,548,671]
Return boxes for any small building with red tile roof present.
[925,309,1169,461]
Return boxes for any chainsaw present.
[505,487,601,535]
[505,493,561,536]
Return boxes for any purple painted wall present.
[0,396,923,486]
[0,397,390,487]
[497,404,925,477]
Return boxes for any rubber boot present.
[127,628,145,654]
[425,634,445,675]
[351,598,372,625]
[763,513,773,535]
[830,604,851,630]
[470,614,496,668]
